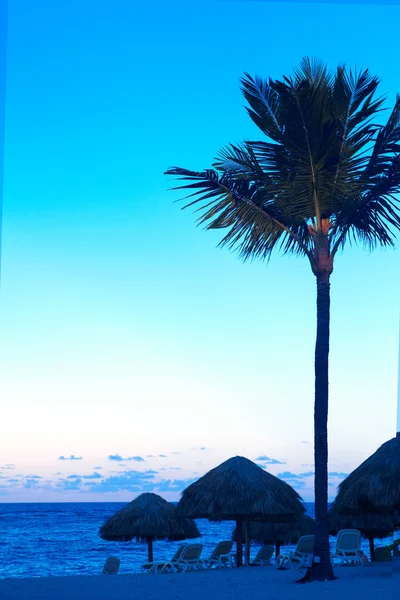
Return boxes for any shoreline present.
[0,564,393,600]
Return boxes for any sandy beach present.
[0,563,393,600]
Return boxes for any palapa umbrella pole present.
[245,521,251,566]
[368,537,375,562]
[147,537,154,563]
[236,518,243,567]
[275,541,281,559]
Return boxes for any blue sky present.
[0,0,399,502]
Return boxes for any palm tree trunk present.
[310,271,335,581]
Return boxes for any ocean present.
[0,502,393,579]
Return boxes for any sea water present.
[0,503,392,579]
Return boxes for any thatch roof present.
[329,501,396,539]
[176,456,305,521]
[99,492,200,542]
[232,514,315,545]
[332,436,400,515]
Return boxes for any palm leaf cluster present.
[232,514,315,545]
[165,58,400,266]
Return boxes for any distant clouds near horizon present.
[0,448,351,500]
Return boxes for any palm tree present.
[164,58,400,581]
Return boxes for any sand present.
[0,563,393,600]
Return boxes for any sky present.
[0,0,399,503]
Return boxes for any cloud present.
[83,469,158,493]
[155,478,197,492]
[1,464,16,470]
[256,463,268,470]
[79,470,197,495]
[298,471,314,477]
[94,466,102,469]
[159,454,167,458]
[23,478,41,489]
[158,467,182,471]
[58,455,83,461]
[328,472,348,479]
[82,472,103,479]
[172,452,182,455]
[200,447,206,451]
[67,472,103,480]
[108,454,145,462]
[255,455,286,465]
[146,455,155,458]
[58,478,83,490]
[289,480,306,489]
[300,441,311,444]
[277,471,304,480]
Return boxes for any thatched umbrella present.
[332,436,400,517]
[233,514,315,558]
[99,492,200,562]
[329,501,395,562]
[176,456,305,567]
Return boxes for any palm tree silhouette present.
[165,57,400,581]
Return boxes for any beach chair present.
[276,535,314,570]
[142,544,187,574]
[159,543,203,574]
[250,545,274,566]
[102,556,120,575]
[202,540,234,568]
[332,529,363,566]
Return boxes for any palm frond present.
[165,166,313,262]
[165,58,400,266]
[240,73,282,142]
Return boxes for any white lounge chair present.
[332,529,363,566]
[102,556,120,575]
[250,545,274,566]
[276,535,314,570]
[203,540,234,568]
[159,543,204,573]
[142,544,187,574]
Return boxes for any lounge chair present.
[159,543,204,574]
[202,540,234,568]
[102,556,120,575]
[332,529,363,566]
[250,545,274,566]
[276,535,314,570]
[142,544,187,574]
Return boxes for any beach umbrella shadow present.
[232,514,315,559]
